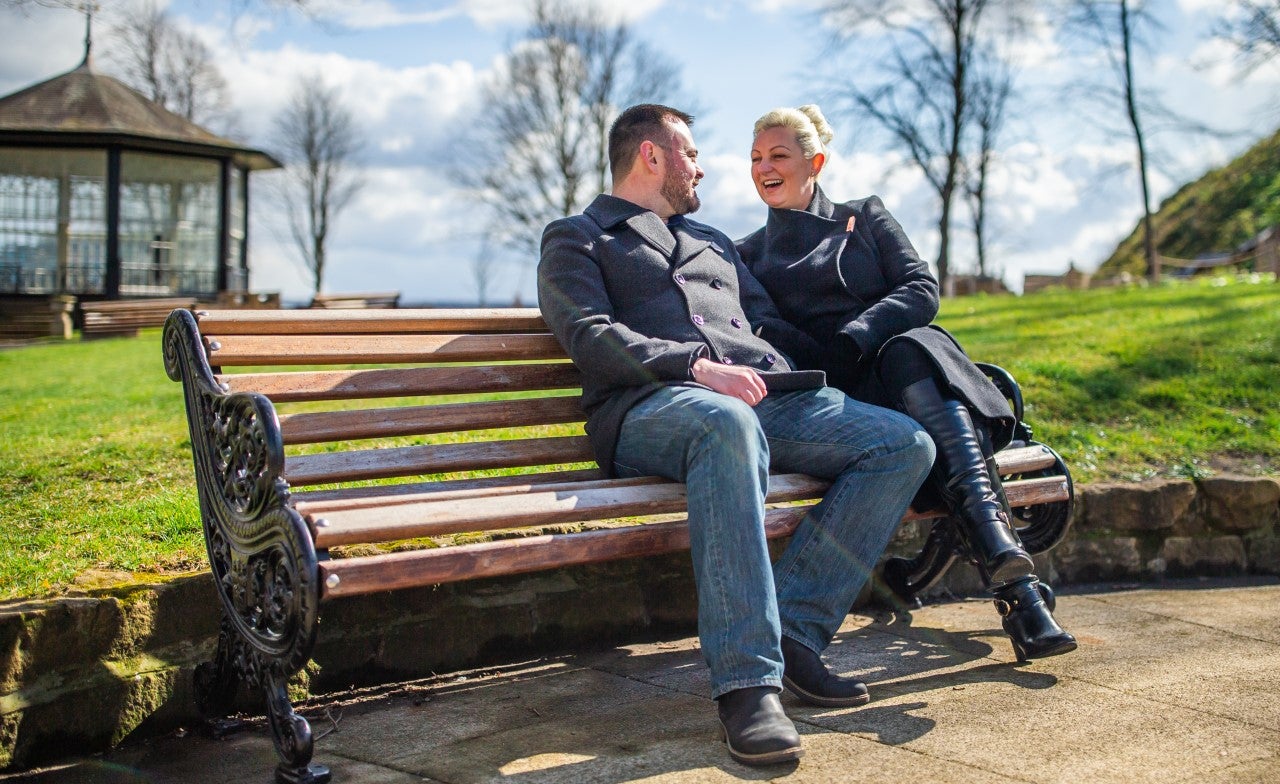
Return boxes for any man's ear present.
[639,140,662,174]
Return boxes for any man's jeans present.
[613,385,934,698]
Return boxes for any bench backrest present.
[197,307,600,492]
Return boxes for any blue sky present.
[2,0,1277,305]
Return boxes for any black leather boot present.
[899,378,1035,585]
[994,577,1077,661]
[781,636,870,707]
[716,686,803,766]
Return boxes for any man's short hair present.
[608,104,695,180]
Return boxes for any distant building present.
[0,44,279,304]
[947,274,1010,297]
[1023,263,1091,294]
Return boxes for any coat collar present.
[584,194,712,266]
[762,185,850,259]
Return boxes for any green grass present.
[1,273,1277,600]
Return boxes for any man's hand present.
[691,358,768,406]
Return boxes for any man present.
[537,104,934,766]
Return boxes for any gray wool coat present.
[538,193,825,473]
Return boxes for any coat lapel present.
[584,195,676,258]
[668,216,713,267]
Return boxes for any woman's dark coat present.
[736,186,1015,448]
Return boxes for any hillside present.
[1099,128,1280,277]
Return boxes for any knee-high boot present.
[899,378,1035,586]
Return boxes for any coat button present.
[722,357,734,364]
[710,278,724,289]
[691,314,704,325]
[765,353,777,364]
[674,273,686,285]
[730,318,743,329]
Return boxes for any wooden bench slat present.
[296,475,668,515]
[207,334,565,366]
[83,297,195,312]
[196,308,547,335]
[318,506,812,597]
[217,364,582,401]
[279,396,585,444]
[290,445,1058,506]
[993,445,1059,475]
[307,473,831,547]
[283,435,595,486]
[291,468,606,504]
[306,473,1068,549]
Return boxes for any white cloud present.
[0,7,87,95]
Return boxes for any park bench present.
[162,307,1074,784]
[308,291,400,309]
[0,295,74,340]
[81,296,196,339]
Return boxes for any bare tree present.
[965,49,1014,282]
[465,0,686,259]
[1062,0,1164,282]
[822,0,1027,294]
[273,74,363,296]
[105,0,235,129]
[1215,1,1280,74]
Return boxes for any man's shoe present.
[781,636,870,708]
[716,687,803,766]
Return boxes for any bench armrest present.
[162,308,320,680]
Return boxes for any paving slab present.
[1,579,1277,784]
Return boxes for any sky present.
[2,0,1278,305]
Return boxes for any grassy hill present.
[1,274,1277,600]
[1100,128,1280,277]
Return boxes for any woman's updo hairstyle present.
[752,104,835,163]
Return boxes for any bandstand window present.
[119,152,220,297]
[0,147,106,295]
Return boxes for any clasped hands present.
[691,357,767,406]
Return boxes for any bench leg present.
[265,672,331,784]
[194,615,242,719]
[882,518,960,607]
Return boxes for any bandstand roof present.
[0,56,281,171]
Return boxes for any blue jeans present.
[613,385,934,698]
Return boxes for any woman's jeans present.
[613,385,934,698]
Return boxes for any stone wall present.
[906,475,1280,597]
[2,475,1277,771]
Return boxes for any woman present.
[736,104,1075,661]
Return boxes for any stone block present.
[1080,480,1197,533]
[1198,475,1280,533]
[1052,537,1143,583]
[1158,536,1247,578]
[0,599,124,692]
[1245,534,1280,576]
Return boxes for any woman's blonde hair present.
[753,104,835,162]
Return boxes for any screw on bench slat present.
[207,340,221,351]
[326,574,340,589]
[314,518,330,528]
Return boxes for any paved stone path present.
[5,580,1278,783]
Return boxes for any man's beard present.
[661,169,701,215]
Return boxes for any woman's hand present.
[691,358,768,406]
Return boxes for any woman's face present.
[750,125,823,211]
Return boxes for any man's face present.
[659,119,704,216]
